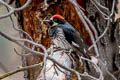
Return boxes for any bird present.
[48,14,91,59]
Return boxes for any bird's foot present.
[63,49,73,54]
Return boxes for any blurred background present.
[0,5,24,80]
[0,1,120,80]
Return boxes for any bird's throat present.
[52,22,58,27]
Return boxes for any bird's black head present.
[49,14,65,27]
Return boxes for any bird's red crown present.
[51,14,64,19]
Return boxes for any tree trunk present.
[15,0,119,80]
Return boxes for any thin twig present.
[88,0,116,50]
[42,45,48,80]
[44,0,48,7]
[14,48,31,56]
[0,31,100,80]
[0,62,42,79]
[88,22,109,50]
[0,0,32,18]
[69,0,99,57]
[14,41,39,56]
[81,56,104,80]
[98,59,117,80]
[92,0,109,11]
[90,0,109,19]
[6,7,33,41]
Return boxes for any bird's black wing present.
[58,22,90,58]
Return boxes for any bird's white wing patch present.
[72,41,79,48]
[84,48,87,53]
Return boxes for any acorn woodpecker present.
[48,14,90,59]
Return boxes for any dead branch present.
[0,62,42,79]
[69,0,99,57]
[0,30,102,80]
[0,0,32,18]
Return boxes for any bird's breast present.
[49,27,72,50]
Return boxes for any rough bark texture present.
[14,0,120,80]
[86,0,120,80]
[85,0,120,80]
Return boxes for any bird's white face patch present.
[72,41,79,48]
[50,18,53,20]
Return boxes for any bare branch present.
[0,0,32,19]
[81,56,104,80]
[6,7,33,41]
[92,0,109,11]
[99,59,117,80]
[14,41,39,57]
[0,31,102,80]
[0,0,117,80]
[90,0,110,19]
[110,0,116,17]
[69,0,99,57]
[14,48,31,56]
[88,22,109,50]
[88,0,116,50]
[0,62,42,79]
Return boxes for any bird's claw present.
[63,49,73,54]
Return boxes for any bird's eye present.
[53,18,58,22]
[49,20,53,25]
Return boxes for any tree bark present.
[15,0,119,80]
[85,0,119,79]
